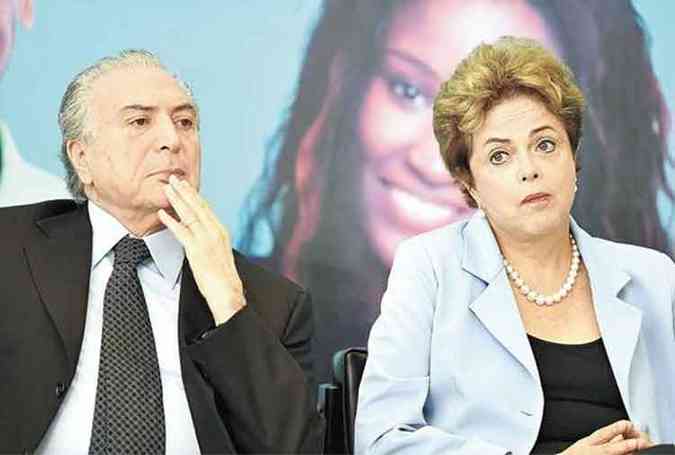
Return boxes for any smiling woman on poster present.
[240,0,672,381]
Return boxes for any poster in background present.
[1,0,673,380]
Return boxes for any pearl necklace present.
[503,235,581,306]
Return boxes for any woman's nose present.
[517,152,540,182]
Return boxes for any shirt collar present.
[88,201,185,288]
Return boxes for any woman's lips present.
[521,192,551,205]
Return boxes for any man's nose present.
[156,116,180,153]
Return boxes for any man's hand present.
[561,420,652,455]
[158,175,245,325]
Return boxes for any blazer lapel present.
[178,262,237,454]
[462,214,540,382]
[461,216,643,416]
[23,204,92,372]
[571,221,639,416]
[178,262,215,343]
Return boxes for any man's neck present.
[88,199,165,237]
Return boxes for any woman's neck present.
[492,221,574,294]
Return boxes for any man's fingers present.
[158,209,191,244]
[168,176,231,242]
[588,420,633,444]
[164,183,201,228]
[168,176,214,226]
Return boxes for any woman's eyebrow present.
[384,48,441,81]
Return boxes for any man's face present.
[0,0,16,76]
[77,65,201,219]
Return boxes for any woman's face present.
[358,0,559,266]
[468,95,577,240]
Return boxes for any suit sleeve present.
[185,290,324,454]
[354,239,512,455]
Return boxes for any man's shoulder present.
[234,251,304,298]
[0,199,81,236]
[233,251,308,329]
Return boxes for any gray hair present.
[58,49,196,201]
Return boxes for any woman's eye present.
[537,139,556,153]
[388,79,429,109]
[489,150,509,165]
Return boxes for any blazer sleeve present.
[185,289,324,454]
[354,238,511,455]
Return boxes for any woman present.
[239,0,672,381]
[354,37,675,454]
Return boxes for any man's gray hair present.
[58,49,195,201]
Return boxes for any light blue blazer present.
[355,213,675,455]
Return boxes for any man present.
[0,49,323,454]
[0,0,70,205]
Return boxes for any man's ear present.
[67,139,93,185]
[17,0,34,30]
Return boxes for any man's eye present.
[130,118,149,127]
[489,150,509,165]
[177,118,194,129]
[537,139,556,153]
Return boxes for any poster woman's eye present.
[388,78,430,109]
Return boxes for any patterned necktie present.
[89,236,165,454]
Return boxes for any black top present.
[528,335,629,454]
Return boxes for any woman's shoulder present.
[401,219,468,252]
[395,220,468,268]
[585,235,675,302]
[588,235,674,271]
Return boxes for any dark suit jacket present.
[0,200,324,454]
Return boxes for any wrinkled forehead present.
[87,65,197,124]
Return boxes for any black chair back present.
[318,347,369,454]
[333,347,368,453]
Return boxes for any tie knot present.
[114,236,151,266]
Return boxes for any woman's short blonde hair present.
[432,36,585,207]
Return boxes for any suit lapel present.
[178,262,215,343]
[178,262,237,454]
[462,214,540,381]
[177,252,255,343]
[23,204,92,372]
[571,222,639,416]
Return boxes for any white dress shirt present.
[37,202,201,454]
